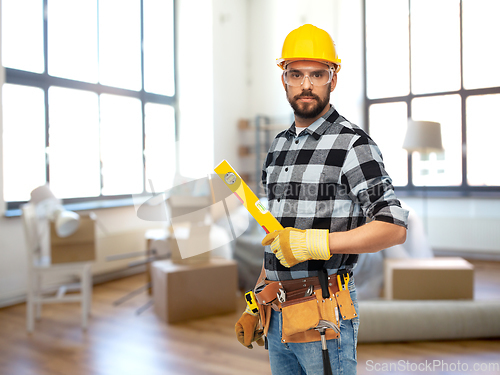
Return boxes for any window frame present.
[4,0,179,212]
[363,0,500,196]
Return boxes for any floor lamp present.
[402,120,444,234]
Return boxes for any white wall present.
[0,10,3,218]
[404,197,500,256]
[212,0,248,171]
[177,0,247,176]
[177,0,214,178]
[334,0,365,127]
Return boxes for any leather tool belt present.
[255,272,357,344]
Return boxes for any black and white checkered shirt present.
[262,105,409,281]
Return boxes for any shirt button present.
[277,198,281,202]
[295,140,299,144]
[285,167,288,172]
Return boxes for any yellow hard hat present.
[277,24,341,72]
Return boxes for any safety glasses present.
[283,67,334,87]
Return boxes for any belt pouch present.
[281,295,320,337]
[316,289,338,325]
[335,289,358,320]
[259,303,272,336]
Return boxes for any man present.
[235,24,408,375]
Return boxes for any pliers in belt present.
[336,269,350,291]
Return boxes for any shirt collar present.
[285,105,337,140]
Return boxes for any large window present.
[2,0,177,210]
[364,0,500,192]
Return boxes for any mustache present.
[293,90,320,101]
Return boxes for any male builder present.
[235,24,409,375]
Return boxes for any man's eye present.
[291,73,302,79]
[312,72,324,78]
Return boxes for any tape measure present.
[214,160,283,234]
[244,290,259,314]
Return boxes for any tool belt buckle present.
[277,288,286,303]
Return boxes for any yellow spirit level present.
[214,160,283,234]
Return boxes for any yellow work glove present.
[234,306,265,349]
[261,227,331,268]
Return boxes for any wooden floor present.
[0,259,499,375]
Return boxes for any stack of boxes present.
[152,190,237,323]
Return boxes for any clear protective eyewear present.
[283,67,334,87]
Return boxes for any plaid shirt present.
[262,105,409,281]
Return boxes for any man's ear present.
[281,74,286,90]
[330,73,338,92]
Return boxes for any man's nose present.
[302,75,313,89]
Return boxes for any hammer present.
[314,320,340,375]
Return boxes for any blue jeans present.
[267,278,359,375]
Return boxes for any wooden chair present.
[21,204,93,332]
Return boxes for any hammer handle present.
[322,349,333,375]
[320,331,333,375]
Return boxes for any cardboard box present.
[165,194,213,265]
[167,224,211,265]
[50,214,96,264]
[384,257,474,300]
[152,258,237,323]
[167,225,210,264]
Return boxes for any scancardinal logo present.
[132,173,250,259]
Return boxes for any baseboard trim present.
[0,265,146,309]
[0,295,26,309]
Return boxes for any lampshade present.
[29,184,80,237]
[402,120,444,153]
[30,184,56,203]
[54,209,81,237]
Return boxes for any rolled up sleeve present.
[341,135,409,229]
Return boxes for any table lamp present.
[402,120,444,234]
[30,185,80,237]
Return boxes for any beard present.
[286,83,331,119]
